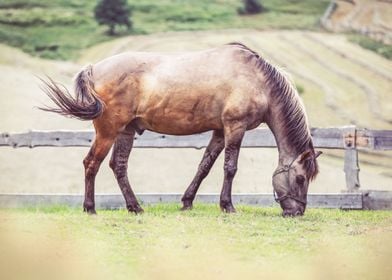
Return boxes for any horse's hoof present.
[181,200,193,211]
[84,208,97,215]
[180,205,193,211]
[128,205,144,214]
[220,204,236,213]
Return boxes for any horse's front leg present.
[109,129,143,214]
[181,130,224,210]
[83,136,115,214]
[220,123,246,213]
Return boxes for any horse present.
[40,42,321,216]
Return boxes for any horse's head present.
[272,150,322,217]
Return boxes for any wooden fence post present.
[343,126,360,192]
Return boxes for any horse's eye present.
[296,175,305,185]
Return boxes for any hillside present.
[0,0,330,60]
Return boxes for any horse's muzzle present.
[282,205,305,217]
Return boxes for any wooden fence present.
[1,126,391,209]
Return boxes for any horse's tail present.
[39,65,104,120]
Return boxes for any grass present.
[348,34,392,60]
[0,0,330,60]
[1,204,391,280]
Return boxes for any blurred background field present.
[0,0,391,195]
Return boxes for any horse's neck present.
[267,118,297,165]
[266,101,310,166]
[256,58,311,165]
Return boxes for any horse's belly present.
[136,89,225,135]
[139,111,223,135]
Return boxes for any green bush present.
[349,34,392,60]
[238,0,264,15]
[94,0,132,35]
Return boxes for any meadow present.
[1,204,391,280]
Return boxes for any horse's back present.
[93,45,254,86]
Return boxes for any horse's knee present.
[224,163,237,178]
[84,156,100,178]
[86,165,99,178]
[110,160,127,178]
[83,156,90,169]
[198,162,211,177]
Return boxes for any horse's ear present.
[315,151,323,158]
[299,150,313,163]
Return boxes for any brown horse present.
[40,43,321,216]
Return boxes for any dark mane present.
[228,42,319,180]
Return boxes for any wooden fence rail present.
[1,126,391,150]
[1,126,391,209]
[0,193,364,210]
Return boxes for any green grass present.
[0,0,330,60]
[1,204,391,279]
[348,34,392,60]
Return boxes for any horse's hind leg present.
[181,130,224,210]
[109,128,143,214]
[220,123,246,213]
[83,135,116,214]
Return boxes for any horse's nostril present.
[283,209,303,217]
[294,210,303,216]
[283,210,293,217]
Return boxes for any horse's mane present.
[228,42,319,180]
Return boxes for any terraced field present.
[322,0,392,45]
[0,30,391,196]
